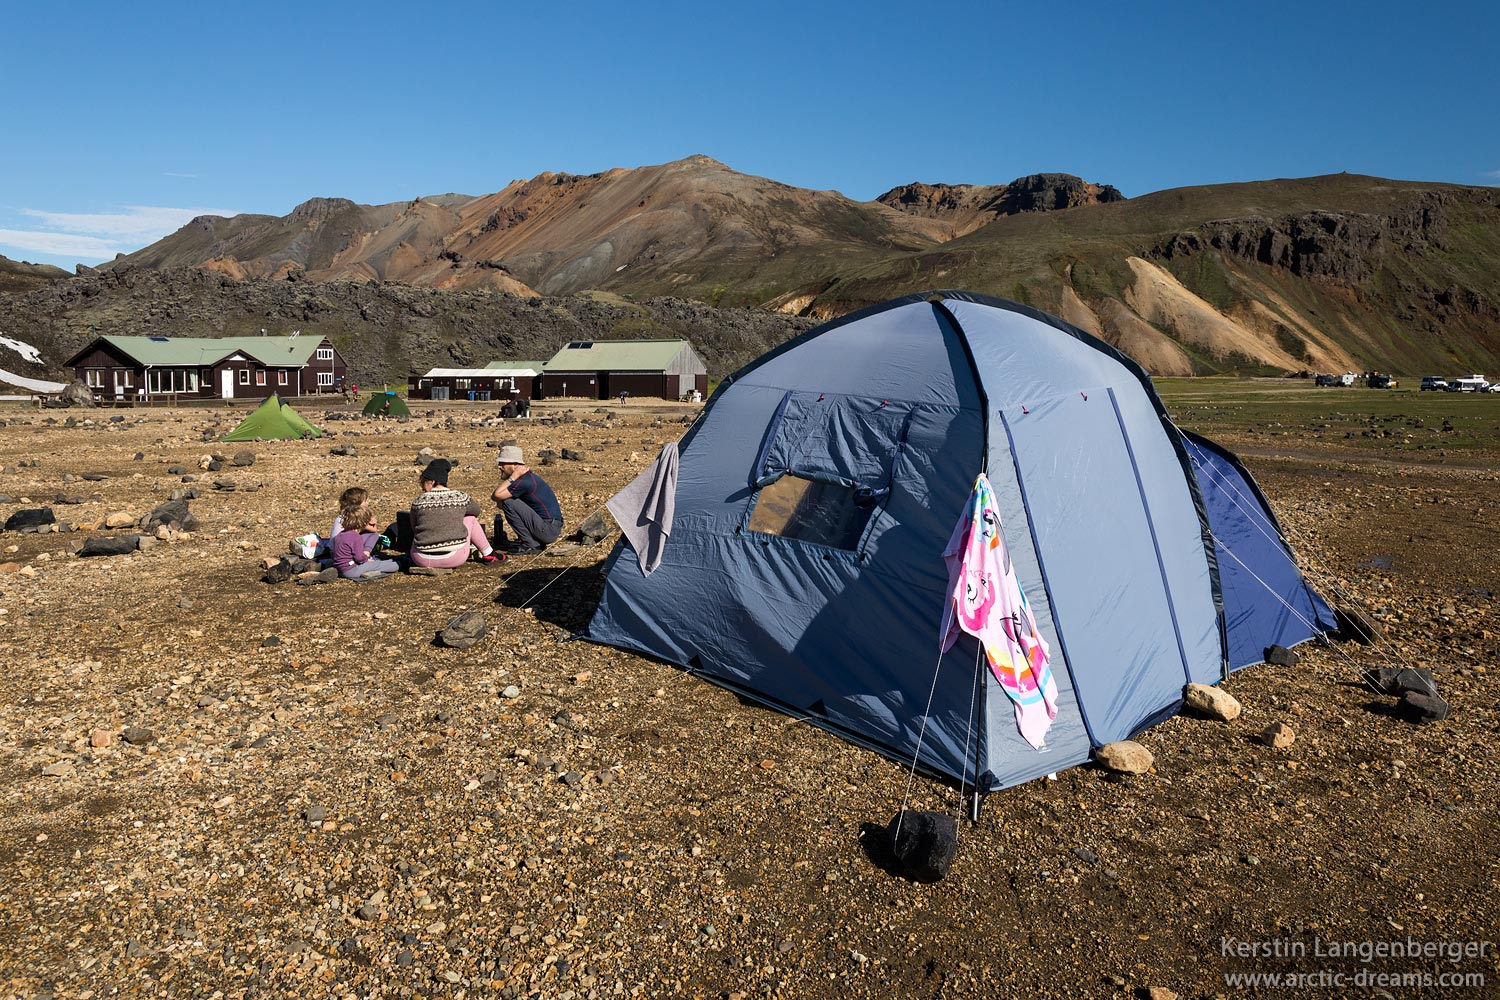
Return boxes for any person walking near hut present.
[492,446,564,554]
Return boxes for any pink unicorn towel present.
[941,473,1059,749]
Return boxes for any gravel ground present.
[0,398,1495,1000]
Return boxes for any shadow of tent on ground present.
[493,564,607,634]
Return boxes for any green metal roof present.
[542,339,687,372]
[99,335,332,367]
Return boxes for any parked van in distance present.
[1420,376,1447,391]
[1448,375,1490,392]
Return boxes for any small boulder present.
[560,448,584,461]
[1398,692,1450,724]
[439,612,488,649]
[1183,683,1241,722]
[4,507,55,532]
[885,810,958,883]
[1264,644,1298,667]
[1364,666,1437,698]
[573,512,610,544]
[79,535,140,557]
[141,498,191,532]
[122,726,155,746]
[295,567,339,586]
[231,450,256,467]
[1095,740,1153,774]
[1260,722,1296,748]
[104,511,137,529]
[1335,605,1381,644]
[264,555,321,584]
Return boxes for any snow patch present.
[0,334,42,364]
[0,367,65,393]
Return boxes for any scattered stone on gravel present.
[303,804,328,823]
[40,761,74,777]
[1260,722,1296,748]
[1095,740,1153,774]
[121,726,156,745]
[231,450,256,467]
[501,685,521,699]
[104,511,136,528]
[78,535,140,557]
[4,507,55,531]
[1183,682,1241,721]
[295,567,339,586]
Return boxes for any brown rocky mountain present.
[874,173,1125,238]
[7,160,1499,383]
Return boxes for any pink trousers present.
[410,516,491,569]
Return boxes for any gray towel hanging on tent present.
[606,441,679,576]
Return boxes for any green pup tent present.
[222,394,324,441]
[362,392,410,418]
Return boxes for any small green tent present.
[222,394,323,441]
[362,392,410,418]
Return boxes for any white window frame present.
[239,368,250,385]
[278,370,288,386]
[316,347,334,361]
[255,370,266,386]
[85,369,104,387]
[317,372,333,387]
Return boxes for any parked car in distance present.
[1367,373,1398,389]
[1420,376,1448,391]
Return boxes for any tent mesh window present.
[747,474,875,550]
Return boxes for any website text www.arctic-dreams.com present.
[1220,936,1491,992]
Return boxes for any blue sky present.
[3,0,1496,268]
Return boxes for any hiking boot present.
[508,545,544,556]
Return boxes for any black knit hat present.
[421,458,451,486]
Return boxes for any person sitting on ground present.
[492,446,564,554]
[500,399,519,419]
[310,486,369,559]
[515,397,529,418]
[409,458,504,569]
[331,505,402,579]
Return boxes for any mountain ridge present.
[5,160,1499,382]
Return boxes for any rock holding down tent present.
[885,811,958,883]
[1398,691,1450,723]
[1183,683,1241,721]
[573,512,611,545]
[1264,644,1298,667]
[1363,666,1437,697]
[438,612,488,649]
[1095,741,1153,774]
[1335,605,1381,644]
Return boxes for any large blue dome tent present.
[583,291,1336,801]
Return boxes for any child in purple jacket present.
[331,506,401,580]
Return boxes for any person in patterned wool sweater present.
[408,459,503,569]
